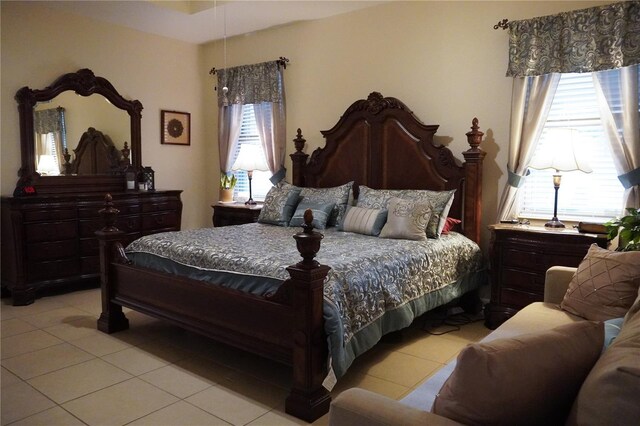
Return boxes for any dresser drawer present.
[500,287,542,308]
[25,221,77,243]
[23,208,77,223]
[27,259,80,282]
[500,267,545,293]
[79,215,141,237]
[80,256,100,275]
[27,240,78,261]
[142,211,179,231]
[142,199,181,213]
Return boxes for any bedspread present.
[126,223,485,377]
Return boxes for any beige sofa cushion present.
[561,245,640,321]
[432,321,604,426]
[567,288,640,426]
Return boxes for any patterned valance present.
[507,1,640,77]
[216,60,284,106]
[34,107,64,134]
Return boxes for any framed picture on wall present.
[161,110,190,145]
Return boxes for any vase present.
[220,188,234,203]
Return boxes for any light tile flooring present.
[1,288,490,425]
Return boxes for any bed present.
[96,92,486,422]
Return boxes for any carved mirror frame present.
[15,68,143,195]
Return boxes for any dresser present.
[1,190,182,305]
[212,202,262,227]
[484,224,608,329]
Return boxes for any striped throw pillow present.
[339,206,388,236]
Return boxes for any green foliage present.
[220,173,237,189]
[604,207,640,252]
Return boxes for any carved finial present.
[494,19,509,30]
[294,128,306,153]
[99,193,120,232]
[466,117,483,151]
[293,209,324,269]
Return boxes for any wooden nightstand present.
[211,202,262,227]
[484,223,608,329]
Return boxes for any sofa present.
[330,249,640,426]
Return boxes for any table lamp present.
[231,144,269,205]
[529,128,592,228]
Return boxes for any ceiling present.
[30,0,386,44]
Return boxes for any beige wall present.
[2,1,610,241]
[202,0,609,248]
[1,1,211,229]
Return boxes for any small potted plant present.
[604,207,640,251]
[220,173,237,203]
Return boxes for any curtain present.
[216,60,286,176]
[218,104,243,172]
[34,107,66,172]
[507,1,640,77]
[593,64,640,210]
[496,74,561,220]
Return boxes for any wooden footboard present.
[96,195,331,422]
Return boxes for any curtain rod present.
[209,56,290,76]
[494,19,509,30]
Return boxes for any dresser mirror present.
[15,68,143,195]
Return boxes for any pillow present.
[356,186,455,238]
[257,182,301,226]
[440,217,461,235]
[566,290,640,425]
[299,182,353,227]
[560,244,640,321]
[603,317,624,351]
[289,201,335,230]
[379,198,432,241]
[338,206,387,236]
[432,321,604,426]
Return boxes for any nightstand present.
[212,202,262,227]
[484,223,608,329]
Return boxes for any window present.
[231,105,272,201]
[519,72,625,222]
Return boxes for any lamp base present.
[545,217,565,228]
[245,198,257,206]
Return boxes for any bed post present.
[285,210,332,422]
[95,194,129,334]
[462,118,486,245]
[290,128,309,187]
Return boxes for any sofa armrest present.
[544,266,577,304]
[329,388,464,426]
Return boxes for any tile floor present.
[1,288,490,425]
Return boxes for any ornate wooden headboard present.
[63,127,125,175]
[290,92,485,243]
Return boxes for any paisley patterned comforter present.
[126,223,485,378]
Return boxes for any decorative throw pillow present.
[432,321,604,426]
[379,198,432,241]
[338,206,388,236]
[299,182,353,227]
[356,186,455,238]
[257,183,301,226]
[289,201,336,230]
[560,244,640,321]
[566,289,640,425]
[603,317,624,351]
[440,217,462,235]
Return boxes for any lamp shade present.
[231,144,269,172]
[529,128,593,173]
[37,154,59,176]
